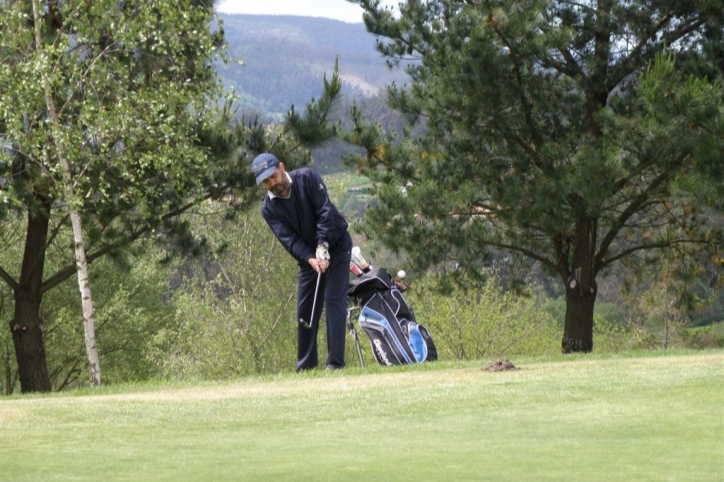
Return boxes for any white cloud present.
[216,0,397,24]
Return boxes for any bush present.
[683,323,724,349]
[148,202,301,378]
[45,243,180,389]
[406,275,560,360]
[150,277,299,379]
[592,316,633,353]
[1,234,178,393]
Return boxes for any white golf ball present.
[397,270,406,279]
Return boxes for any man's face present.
[262,165,289,197]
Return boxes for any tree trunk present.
[562,285,596,353]
[561,1,609,354]
[32,0,101,387]
[561,215,599,353]
[11,207,52,393]
[71,212,101,386]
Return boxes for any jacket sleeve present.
[308,171,339,247]
[262,207,315,264]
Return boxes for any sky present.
[216,0,397,24]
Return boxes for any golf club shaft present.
[308,270,322,329]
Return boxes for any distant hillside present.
[216,14,411,117]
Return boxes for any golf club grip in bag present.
[348,267,437,366]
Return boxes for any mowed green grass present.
[1,351,722,482]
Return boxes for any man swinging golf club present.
[252,153,352,371]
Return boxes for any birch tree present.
[0,0,224,392]
[29,0,100,386]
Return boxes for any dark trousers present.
[296,233,352,371]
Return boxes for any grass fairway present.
[1,351,722,482]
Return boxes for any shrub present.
[593,316,632,353]
[683,323,724,349]
[1,236,178,393]
[406,275,560,360]
[148,202,301,378]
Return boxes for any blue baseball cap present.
[251,153,280,185]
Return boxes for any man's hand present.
[309,258,328,273]
[316,244,330,262]
[310,244,330,273]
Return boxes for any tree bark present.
[71,212,101,386]
[561,215,598,353]
[11,206,52,393]
[562,286,596,353]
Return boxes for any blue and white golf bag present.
[348,267,437,366]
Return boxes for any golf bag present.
[348,267,437,366]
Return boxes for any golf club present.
[299,269,322,329]
[351,246,370,272]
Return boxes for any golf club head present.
[298,318,312,329]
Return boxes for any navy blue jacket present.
[261,168,349,265]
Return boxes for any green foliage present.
[692,289,724,327]
[345,0,724,351]
[1,0,348,392]
[1,0,225,299]
[1,0,224,218]
[591,316,632,354]
[542,297,566,325]
[406,274,560,359]
[147,202,300,378]
[90,249,178,384]
[1,0,227,392]
[594,302,625,326]
[327,173,372,221]
[40,249,176,389]
[150,284,297,378]
[0,224,177,394]
[683,323,724,349]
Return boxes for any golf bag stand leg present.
[347,306,364,367]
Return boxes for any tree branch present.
[490,24,545,157]
[480,239,556,271]
[40,193,212,294]
[46,211,71,250]
[599,238,710,267]
[611,156,660,192]
[0,267,18,290]
[557,47,585,78]
[58,42,118,118]
[537,22,585,79]
[595,167,675,267]
[607,15,705,91]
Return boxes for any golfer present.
[252,153,352,371]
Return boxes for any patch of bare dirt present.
[483,359,519,372]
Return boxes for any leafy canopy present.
[345,0,723,280]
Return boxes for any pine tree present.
[345,0,723,352]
